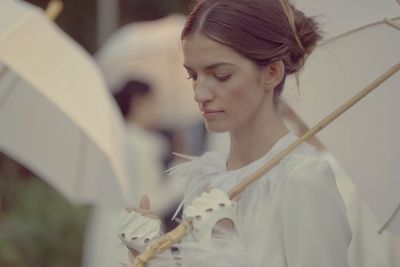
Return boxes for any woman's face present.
[182,33,268,133]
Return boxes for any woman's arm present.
[282,156,352,267]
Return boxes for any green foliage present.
[0,157,90,267]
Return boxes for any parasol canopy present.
[284,17,400,234]
[0,0,131,205]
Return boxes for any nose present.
[194,80,213,104]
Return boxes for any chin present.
[204,121,230,133]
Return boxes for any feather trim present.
[147,230,251,267]
[169,152,226,220]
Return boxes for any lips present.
[202,108,222,113]
[201,108,224,119]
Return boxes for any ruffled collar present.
[210,132,299,189]
[170,132,300,220]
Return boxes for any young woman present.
[119,1,352,266]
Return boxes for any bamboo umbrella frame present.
[132,59,400,267]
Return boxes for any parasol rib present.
[378,200,400,234]
[320,17,400,46]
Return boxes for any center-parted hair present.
[181,0,322,98]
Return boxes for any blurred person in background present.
[114,80,170,199]
[85,13,206,267]
[83,80,185,267]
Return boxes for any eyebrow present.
[183,62,235,71]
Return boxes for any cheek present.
[226,80,261,108]
[224,78,248,99]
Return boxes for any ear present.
[262,60,285,92]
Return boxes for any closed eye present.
[183,64,197,81]
[187,74,197,81]
[214,74,231,82]
[184,67,197,81]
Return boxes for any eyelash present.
[186,74,231,82]
[187,74,197,81]
[214,74,231,82]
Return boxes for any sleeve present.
[178,234,253,267]
[282,156,352,267]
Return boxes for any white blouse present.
[169,132,352,267]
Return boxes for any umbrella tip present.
[45,0,64,21]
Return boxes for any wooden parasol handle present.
[133,62,400,267]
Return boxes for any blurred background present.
[22,0,193,53]
[0,1,201,267]
[1,0,399,267]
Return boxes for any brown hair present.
[182,0,322,99]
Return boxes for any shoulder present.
[280,150,352,266]
[279,145,350,223]
[280,146,336,194]
[279,146,349,224]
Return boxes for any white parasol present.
[284,16,400,233]
[0,0,131,205]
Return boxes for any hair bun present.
[287,7,322,73]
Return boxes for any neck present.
[226,103,289,171]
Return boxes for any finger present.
[133,209,159,219]
[139,195,150,210]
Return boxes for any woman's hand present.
[183,188,238,240]
[118,195,162,257]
